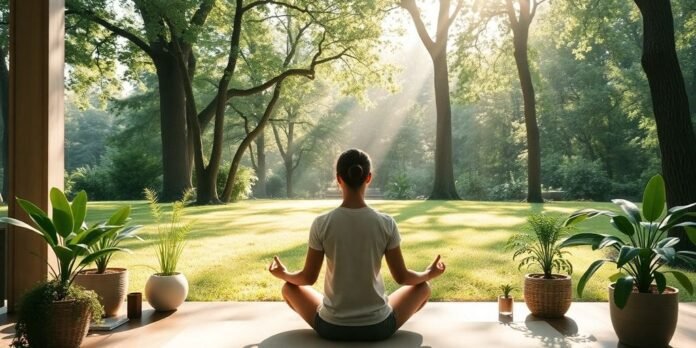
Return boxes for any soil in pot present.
[524,273,572,318]
[74,268,128,317]
[609,284,679,348]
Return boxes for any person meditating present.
[268,148,446,341]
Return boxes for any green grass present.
[3,200,696,302]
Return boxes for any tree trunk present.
[0,46,8,201]
[429,52,460,200]
[634,0,696,251]
[254,131,267,198]
[153,55,191,201]
[512,26,543,203]
[285,161,294,198]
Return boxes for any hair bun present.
[348,164,364,180]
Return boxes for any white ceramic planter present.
[145,273,189,311]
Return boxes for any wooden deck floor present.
[1,302,695,347]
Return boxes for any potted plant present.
[506,213,574,318]
[0,188,130,347]
[144,188,192,311]
[73,206,143,317]
[498,284,515,316]
[561,174,696,348]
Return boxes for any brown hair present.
[336,149,371,191]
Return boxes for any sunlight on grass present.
[2,200,695,302]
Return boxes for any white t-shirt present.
[308,206,401,326]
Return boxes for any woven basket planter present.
[35,300,91,348]
[74,268,128,317]
[523,273,572,318]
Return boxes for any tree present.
[632,0,696,251]
[400,0,463,200]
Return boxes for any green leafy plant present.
[145,188,193,275]
[500,284,515,298]
[0,188,129,286]
[385,173,415,199]
[90,206,144,273]
[561,174,696,309]
[506,214,574,279]
[11,281,103,348]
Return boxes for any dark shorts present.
[314,312,397,342]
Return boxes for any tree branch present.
[65,7,154,58]
[447,0,465,29]
[505,0,519,29]
[400,0,435,52]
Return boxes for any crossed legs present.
[281,282,431,330]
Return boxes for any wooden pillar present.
[7,0,64,312]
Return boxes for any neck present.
[340,189,367,209]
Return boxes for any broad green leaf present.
[560,233,606,248]
[612,199,642,225]
[614,276,635,309]
[667,202,696,215]
[578,259,613,297]
[596,235,625,250]
[654,247,676,264]
[50,188,74,238]
[0,216,54,246]
[642,174,666,221]
[663,271,694,295]
[53,245,75,269]
[610,216,635,236]
[80,247,129,267]
[686,227,696,246]
[616,246,640,268]
[71,191,88,232]
[107,206,131,226]
[16,199,57,245]
[563,209,615,226]
[677,250,696,260]
[656,237,680,248]
[654,272,666,294]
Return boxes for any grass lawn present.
[4,200,696,302]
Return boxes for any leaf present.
[612,199,642,225]
[654,271,666,294]
[687,227,696,246]
[578,259,613,297]
[610,216,635,236]
[642,174,666,221]
[71,191,88,232]
[50,188,74,238]
[107,206,131,226]
[608,272,625,282]
[80,247,130,267]
[563,209,615,226]
[0,216,55,246]
[667,202,696,215]
[654,247,676,264]
[560,233,606,248]
[656,237,680,249]
[613,276,635,309]
[15,199,58,245]
[663,271,694,295]
[596,235,625,250]
[616,246,640,268]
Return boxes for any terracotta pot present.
[609,284,679,348]
[145,273,189,311]
[74,268,128,317]
[498,296,513,316]
[26,300,91,348]
[523,273,572,318]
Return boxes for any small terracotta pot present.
[523,273,572,318]
[145,272,189,311]
[74,268,128,317]
[498,296,513,315]
[609,284,679,348]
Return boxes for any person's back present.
[310,206,400,325]
[267,148,446,342]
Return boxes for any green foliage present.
[145,188,193,275]
[108,147,162,200]
[11,281,104,348]
[489,175,527,201]
[0,188,130,285]
[384,173,416,200]
[558,158,611,201]
[456,172,490,201]
[266,174,285,198]
[66,165,113,201]
[90,206,144,273]
[218,165,258,202]
[500,284,515,298]
[507,214,574,279]
[562,174,696,309]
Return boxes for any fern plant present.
[500,284,515,298]
[145,188,193,276]
[506,214,574,279]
